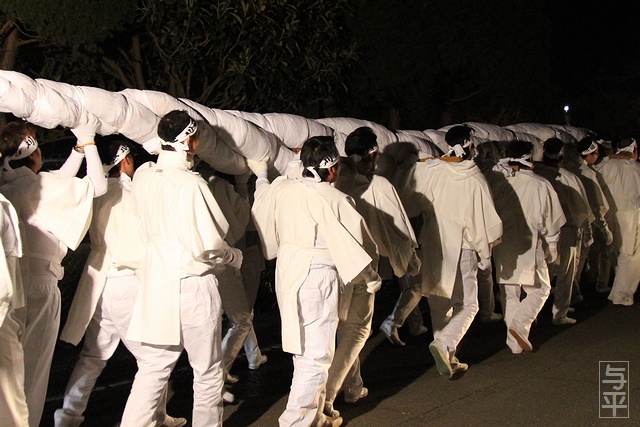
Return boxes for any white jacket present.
[403,159,502,298]
[252,176,374,355]
[492,169,566,285]
[127,151,233,345]
[60,175,145,345]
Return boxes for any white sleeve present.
[55,149,84,177]
[83,145,108,197]
[255,176,270,189]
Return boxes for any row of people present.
[2,111,637,427]
[0,112,266,427]
[247,124,639,426]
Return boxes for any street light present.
[564,105,570,125]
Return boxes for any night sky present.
[546,1,640,138]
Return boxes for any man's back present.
[409,159,501,297]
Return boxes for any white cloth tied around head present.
[616,139,636,154]
[348,144,378,164]
[544,147,564,160]
[580,141,598,156]
[492,162,515,177]
[103,144,130,174]
[119,171,133,190]
[4,135,38,170]
[445,139,472,158]
[305,154,339,182]
[161,118,197,153]
[498,154,533,168]
[10,135,38,160]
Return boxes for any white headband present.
[10,135,38,160]
[616,139,637,154]
[348,144,378,163]
[445,139,472,158]
[580,141,598,156]
[318,155,339,169]
[103,144,130,174]
[161,119,197,152]
[173,119,197,143]
[4,135,38,170]
[544,147,564,160]
[305,154,339,182]
[499,154,533,168]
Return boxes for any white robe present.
[0,194,22,326]
[0,167,95,282]
[492,169,566,285]
[60,175,145,345]
[206,175,251,247]
[402,159,502,298]
[0,194,26,427]
[534,164,592,229]
[563,157,609,223]
[591,157,640,255]
[336,164,416,278]
[251,176,374,355]
[127,151,232,345]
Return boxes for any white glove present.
[583,224,594,248]
[478,257,491,271]
[208,247,243,270]
[246,156,269,179]
[547,242,558,263]
[71,114,100,146]
[362,267,382,293]
[604,225,614,246]
[407,252,421,277]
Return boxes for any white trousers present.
[383,272,424,331]
[477,262,497,319]
[243,326,264,366]
[55,275,171,427]
[325,282,374,405]
[240,243,265,366]
[120,275,224,427]
[609,252,640,305]
[594,226,614,289]
[217,268,253,375]
[608,212,640,305]
[500,244,551,353]
[572,231,589,299]
[279,266,339,427]
[17,274,60,427]
[427,249,479,356]
[0,309,28,426]
[549,227,579,319]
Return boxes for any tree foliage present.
[1,0,358,116]
[344,0,554,129]
[0,0,134,45]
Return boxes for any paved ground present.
[41,274,638,426]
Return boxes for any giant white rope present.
[0,70,595,177]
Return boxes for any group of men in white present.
[0,109,638,427]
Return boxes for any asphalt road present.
[41,278,638,426]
